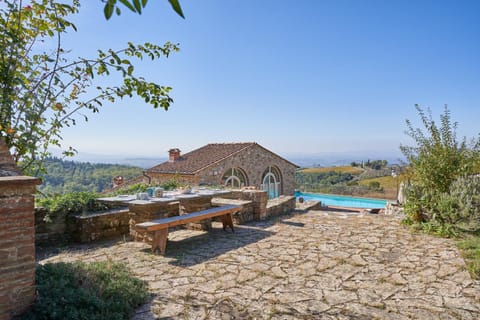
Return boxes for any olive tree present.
[0,0,179,174]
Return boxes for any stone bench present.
[134,205,241,255]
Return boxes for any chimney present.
[168,148,181,162]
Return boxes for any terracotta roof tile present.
[147,143,256,174]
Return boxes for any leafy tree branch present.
[0,0,179,174]
[102,0,185,20]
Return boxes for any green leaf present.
[168,0,185,18]
[133,0,142,13]
[104,1,115,20]
[119,0,136,12]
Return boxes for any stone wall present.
[295,200,323,212]
[266,195,296,219]
[35,208,67,245]
[72,209,131,243]
[35,207,133,244]
[220,190,268,220]
[211,198,255,224]
[0,139,40,319]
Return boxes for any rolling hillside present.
[38,157,143,195]
[300,166,365,175]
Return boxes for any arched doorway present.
[222,168,248,188]
[261,166,282,199]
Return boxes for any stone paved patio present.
[39,210,480,319]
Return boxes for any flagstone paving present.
[39,210,480,319]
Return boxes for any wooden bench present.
[134,205,241,255]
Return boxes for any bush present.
[401,105,480,194]
[110,179,180,196]
[404,175,480,233]
[36,192,111,220]
[109,183,149,196]
[21,261,149,320]
[161,177,180,190]
[401,105,480,229]
[436,176,480,231]
[403,184,429,223]
[368,181,383,192]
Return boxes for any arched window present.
[222,168,248,188]
[261,166,282,199]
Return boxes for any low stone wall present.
[72,209,131,243]
[33,190,295,247]
[295,200,323,212]
[35,206,134,244]
[266,195,296,218]
[211,198,255,224]
[35,208,68,245]
[220,190,268,220]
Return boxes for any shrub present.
[436,176,480,231]
[109,183,149,196]
[401,105,480,229]
[403,184,429,223]
[36,192,111,221]
[110,178,180,196]
[161,177,180,190]
[401,105,480,194]
[368,181,383,192]
[21,261,149,320]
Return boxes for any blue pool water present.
[295,191,387,209]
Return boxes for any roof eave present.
[146,170,196,175]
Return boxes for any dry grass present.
[300,166,364,175]
[358,175,398,189]
[457,236,480,279]
[358,175,406,199]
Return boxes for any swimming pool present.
[295,191,387,209]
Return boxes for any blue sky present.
[58,0,480,163]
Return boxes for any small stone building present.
[145,142,298,198]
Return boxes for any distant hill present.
[38,157,143,195]
[300,166,365,175]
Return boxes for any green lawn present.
[457,236,480,279]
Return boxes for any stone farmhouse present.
[143,142,298,198]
